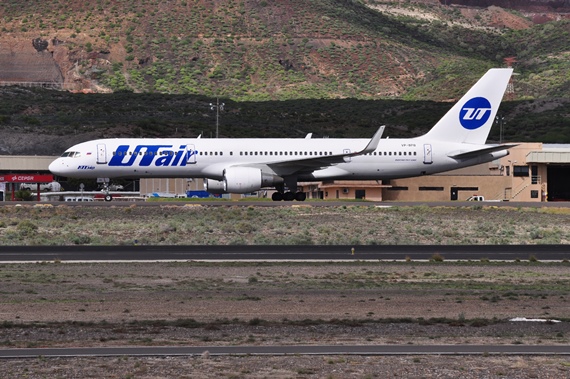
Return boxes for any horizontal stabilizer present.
[448,144,518,160]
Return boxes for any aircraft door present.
[423,144,432,165]
[97,144,107,164]
[186,144,197,164]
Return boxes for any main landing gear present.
[271,178,306,201]
[271,191,307,201]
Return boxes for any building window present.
[513,165,529,177]
[456,187,479,192]
[388,186,408,191]
[419,187,444,191]
[531,190,539,198]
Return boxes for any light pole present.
[495,114,505,144]
[209,98,224,138]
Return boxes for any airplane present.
[49,68,515,201]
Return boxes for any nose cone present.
[49,158,67,177]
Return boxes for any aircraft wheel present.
[271,192,283,201]
[283,192,295,201]
[295,192,307,201]
[104,194,113,202]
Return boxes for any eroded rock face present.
[440,0,570,12]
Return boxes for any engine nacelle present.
[223,167,283,194]
[204,179,227,194]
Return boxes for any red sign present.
[0,174,54,183]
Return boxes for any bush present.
[17,220,38,236]
[430,253,444,262]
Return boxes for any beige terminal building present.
[2,142,570,202]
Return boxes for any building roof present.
[526,151,570,163]
[0,156,56,171]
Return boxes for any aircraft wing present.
[262,125,384,176]
[447,144,518,160]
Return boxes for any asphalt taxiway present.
[0,244,568,262]
[1,344,569,358]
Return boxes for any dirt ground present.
[0,260,569,378]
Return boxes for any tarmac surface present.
[1,244,569,262]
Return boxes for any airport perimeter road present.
[0,244,569,262]
[0,344,569,358]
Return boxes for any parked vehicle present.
[20,182,61,191]
[466,195,502,202]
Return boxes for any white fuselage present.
[49,136,507,182]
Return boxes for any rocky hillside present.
[0,0,568,101]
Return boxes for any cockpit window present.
[61,151,81,158]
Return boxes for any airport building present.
[2,142,570,202]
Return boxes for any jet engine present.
[204,179,226,194]
[223,167,283,194]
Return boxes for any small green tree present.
[15,189,34,201]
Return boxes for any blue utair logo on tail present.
[459,97,492,130]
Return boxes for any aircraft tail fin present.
[424,68,513,145]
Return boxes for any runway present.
[0,244,569,262]
[1,344,568,358]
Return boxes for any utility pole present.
[495,114,505,144]
[209,98,224,138]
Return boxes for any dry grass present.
[1,204,569,245]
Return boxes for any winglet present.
[352,125,384,155]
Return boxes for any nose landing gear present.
[99,179,113,201]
